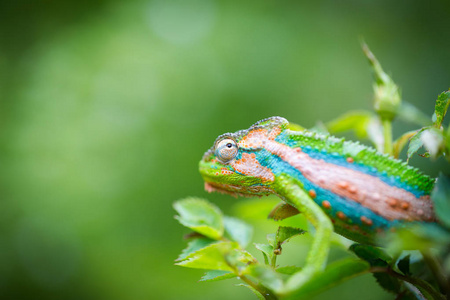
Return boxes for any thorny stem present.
[240,275,278,300]
[382,118,393,155]
[370,266,446,300]
[420,250,449,295]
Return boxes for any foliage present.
[432,175,450,229]
[174,44,450,299]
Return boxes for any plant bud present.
[362,43,401,120]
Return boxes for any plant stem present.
[240,275,278,300]
[382,117,393,154]
[370,267,445,300]
[271,253,278,269]
[420,249,449,295]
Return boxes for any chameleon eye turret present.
[215,138,238,163]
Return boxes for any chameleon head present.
[199,117,288,197]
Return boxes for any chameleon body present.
[199,117,436,292]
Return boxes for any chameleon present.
[199,116,436,292]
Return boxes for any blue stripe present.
[275,132,426,198]
[246,149,398,229]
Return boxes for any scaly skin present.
[199,116,436,293]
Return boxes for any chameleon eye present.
[215,138,238,163]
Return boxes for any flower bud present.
[362,43,401,120]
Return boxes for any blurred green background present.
[1,0,449,299]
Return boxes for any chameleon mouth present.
[204,182,273,198]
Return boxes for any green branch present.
[240,274,278,300]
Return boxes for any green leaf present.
[397,255,411,276]
[276,266,302,275]
[285,258,370,299]
[276,226,306,247]
[200,270,236,282]
[434,89,450,128]
[268,202,300,221]
[247,265,284,293]
[373,272,401,294]
[349,244,392,266]
[326,110,373,139]
[224,216,253,248]
[236,284,265,300]
[420,127,445,159]
[408,126,446,160]
[407,128,426,162]
[175,241,239,271]
[432,174,450,228]
[173,198,224,240]
[176,238,216,261]
[371,257,401,294]
[254,243,273,264]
